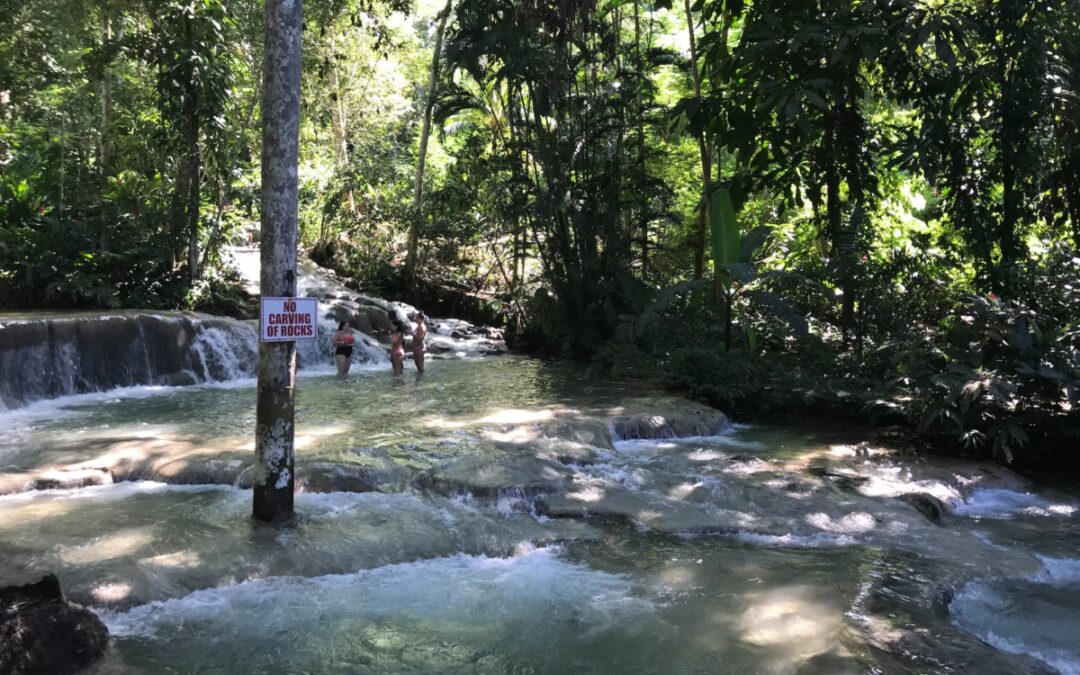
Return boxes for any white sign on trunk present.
[260,297,318,342]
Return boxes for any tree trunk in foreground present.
[405,0,453,290]
[254,0,302,523]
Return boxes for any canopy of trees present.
[2,0,1078,467]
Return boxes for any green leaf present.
[709,187,739,268]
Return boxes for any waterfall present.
[0,313,259,410]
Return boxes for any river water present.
[1,250,1078,673]
[1,355,1078,674]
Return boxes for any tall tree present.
[404,0,453,290]
[253,0,302,523]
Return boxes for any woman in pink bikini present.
[411,312,428,374]
[389,320,406,376]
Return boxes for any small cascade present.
[0,313,258,410]
[188,323,258,382]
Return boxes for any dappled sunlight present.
[295,424,353,451]
[656,562,700,590]
[668,482,704,501]
[737,585,844,662]
[686,449,728,462]
[421,406,584,431]
[59,526,156,565]
[0,497,85,530]
[566,485,606,503]
[140,550,202,570]
[853,612,906,646]
[483,426,541,444]
[91,582,134,604]
[805,512,877,535]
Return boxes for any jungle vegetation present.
[1,0,1078,468]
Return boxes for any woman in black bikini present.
[332,321,355,378]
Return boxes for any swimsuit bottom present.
[335,345,353,358]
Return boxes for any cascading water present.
[1,256,1078,673]
[0,251,503,411]
[0,356,1077,673]
[0,313,260,410]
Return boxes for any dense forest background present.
[1,0,1078,468]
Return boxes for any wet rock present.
[807,464,869,490]
[417,456,571,497]
[326,305,353,326]
[849,553,1049,675]
[0,469,114,496]
[897,492,947,523]
[350,312,374,335]
[795,649,866,675]
[296,463,381,493]
[609,403,729,441]
[357,306,393,332]
[148,458,252,487]
[0,574,110,675]
[158,371,197,387]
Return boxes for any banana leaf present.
[710,186,740,270]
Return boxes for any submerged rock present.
[609,401,729,441]
[417,456,571,497]
[0,574,110,675]
[897,492,947,523]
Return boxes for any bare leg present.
[335,354,348,378]
[413,349,424,374]
[392,354,403,376]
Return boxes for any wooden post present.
[253,0,302,523]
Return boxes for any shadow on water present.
[0,356,1077,673]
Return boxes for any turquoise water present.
[0,357,1077,673]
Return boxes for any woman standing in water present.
[412,312,428,374]
[331,321,355,378]
[389,320,406,376]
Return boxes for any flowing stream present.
[1,259,1078,674]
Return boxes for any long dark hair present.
[337,320,349,331]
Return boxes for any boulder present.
[609,405,729,441]
[159,370,197,387]
[357,306,393,332]
[0,574,110,675]
[349,312,374,335]
[897,492,947,523]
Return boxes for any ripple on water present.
[951,556,1080,675]
[98,548,658,672]
[953,488,1077,519]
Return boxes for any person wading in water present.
[411,312,428,374]
[389,320,406,376]
[331,321,355,378]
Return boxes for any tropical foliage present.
[1,0,1078,466]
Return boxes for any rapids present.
[0,356,1077,673]
[1,256,1078,673]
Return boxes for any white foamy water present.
[98,547,657,671]
[951,556,1080,675]
[729,531,858,548]
[953,488,1077,519]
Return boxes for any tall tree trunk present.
[634,0,648,275]
[99,4,115,252]
[328,56,354,216]
[683,0,710,280]
[405,0,453,290]
[99,6,113,174]
[254,0,302,524]
[171,16,203,283]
